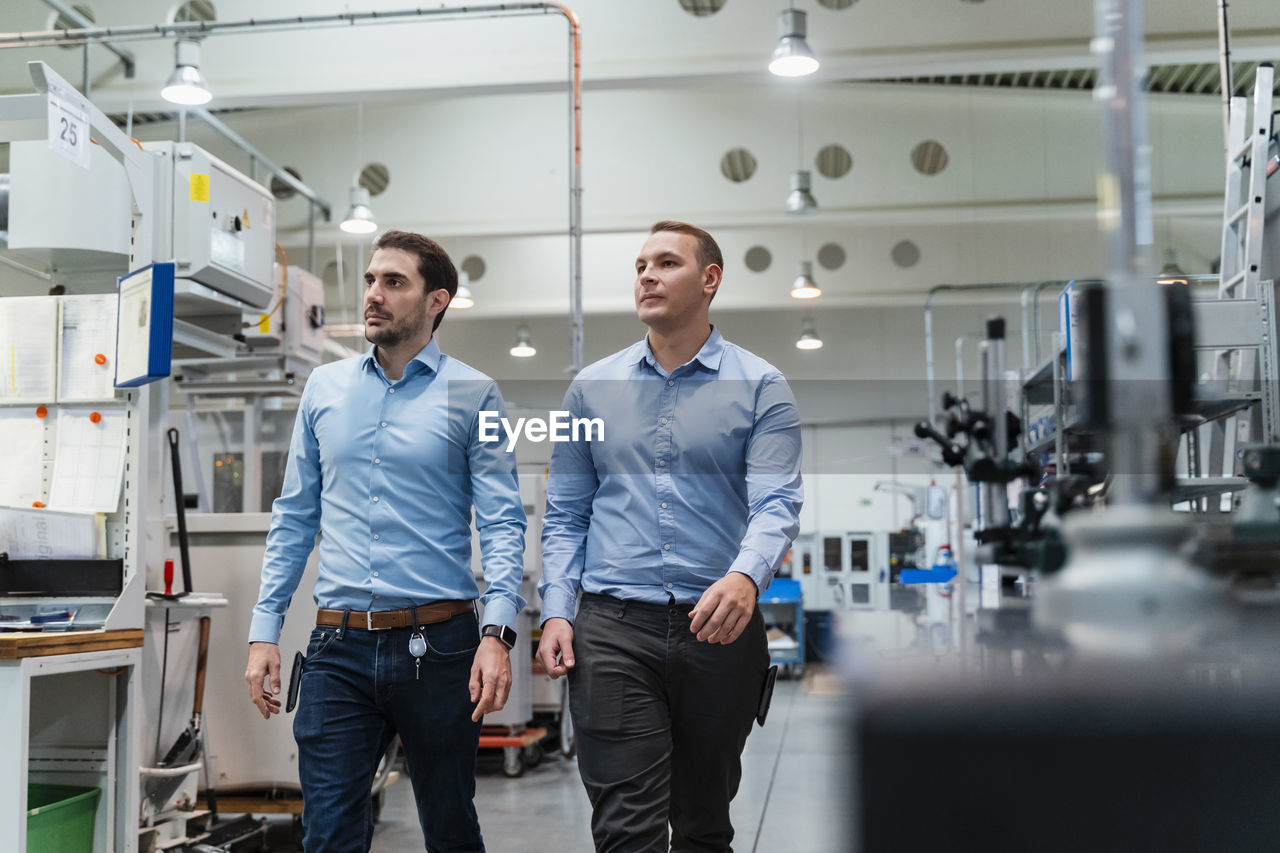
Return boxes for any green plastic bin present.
[27,784,100,853]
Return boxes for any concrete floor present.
[359,674,853,853]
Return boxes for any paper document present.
[48,407,127,512]
[0,506,98,559]
[0,297,57,403]
[0,410,47,508]
[59,294,119,402]
[116,268,154,386]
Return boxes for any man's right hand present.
[245,641,282,720]
[537,617,576,679]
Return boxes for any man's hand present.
[470,635,513,723]
[689,572,758,645]
[245,642,282,720]
[536,617,576,679]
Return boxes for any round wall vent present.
[910,140,949,175]
[679,0,727,16]
[270,166,304,200]
[744,246,772,273]
[720,148,758,183]
[817,243,846,271]
[359,163,390,197]
[891,240,921,268]
[815,144,853,179]
[173,1,217,23]
[461,256,487,282]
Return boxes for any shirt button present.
[372,496,380,502]
[660,417,668,425]
[667,380,674,387]
[380,422,388,428]
[389,388,396,394]
[374,594,380,599]
[373,571,379,578]
[658,460,666,467]
[666,583,674,590]
[373,534,380,540]
[374,458,381,464]
[661,502,668,509]
[664,544,671,551]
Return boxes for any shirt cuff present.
[539,587,578,625]
[480,595,518,632]
[728,552,772,596]
[248,611,284,645]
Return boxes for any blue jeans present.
[293,611,485,853]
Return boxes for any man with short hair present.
[538,220,804,852]
[245,230,526,853]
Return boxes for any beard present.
[364,299,430,348]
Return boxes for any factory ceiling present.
[1,0,1278,321]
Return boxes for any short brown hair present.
[650,220,724,273]
[372,230,458,331]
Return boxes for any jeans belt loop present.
[337,608,351,640]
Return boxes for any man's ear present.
[703,264,723,300]
[428,286,453,319]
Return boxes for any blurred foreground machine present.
[857,7,1280,851]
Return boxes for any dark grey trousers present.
[568,592,770,853]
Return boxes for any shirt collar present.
[636,326,725,374]
[360,337,443,378]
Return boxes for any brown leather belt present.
[316,600,474,631]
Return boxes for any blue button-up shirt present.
[249,339,526,644]
[539,327,803,623]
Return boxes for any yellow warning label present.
[189,173,210,202]
[242,208,251,229]
[258,315,270,333]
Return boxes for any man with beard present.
[245,230,525,853]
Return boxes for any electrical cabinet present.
[143,142,276,310]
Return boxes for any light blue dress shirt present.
[249,339,527,644]
[539,327,803,623]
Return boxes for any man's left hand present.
[689,572,758,645]
[470,635,513,722]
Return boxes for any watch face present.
[485,625,516,647]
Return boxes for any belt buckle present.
[367,611,379,631]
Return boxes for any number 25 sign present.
[47,78,90,170]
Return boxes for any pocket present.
[421,614,481,658]
[305,627,336,662]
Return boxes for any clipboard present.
[114,262,174,388]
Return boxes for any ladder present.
[1205,64,1274,505]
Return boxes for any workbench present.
[0,629,143,853]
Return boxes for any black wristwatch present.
[481,624,517,650]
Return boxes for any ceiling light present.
[769,9,820,78]
[790,261,822,299]
[161,40,212,106]
[796,318,823,350]
[340,186,377,235]
[786,170,817,214]
[452,271,475,309]
[1156,249,1187,285]
[510,325,536,358]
